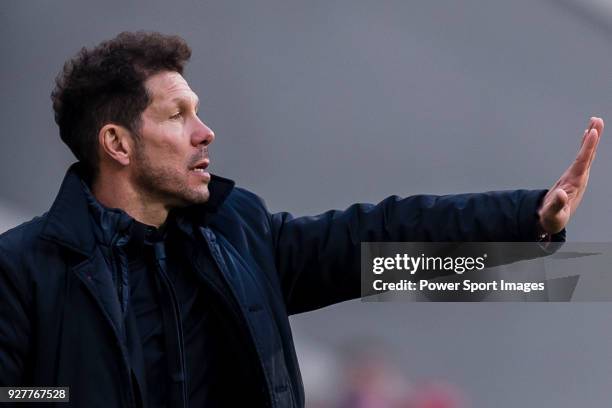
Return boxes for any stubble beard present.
[132,145,210,208]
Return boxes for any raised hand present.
[537,117,604,234]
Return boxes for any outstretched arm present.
[271,190,551,314]
[270,117,603,314]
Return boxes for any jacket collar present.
[40,162,235,256]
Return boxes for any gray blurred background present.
[2,0,612,406]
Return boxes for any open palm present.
[538,117,604,234]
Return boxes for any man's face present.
[130,71,215,208]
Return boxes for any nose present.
[191,117,215,147]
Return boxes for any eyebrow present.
[171,95,200,110]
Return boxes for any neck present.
[91,172,169,228]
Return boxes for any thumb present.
[549,188,568,213]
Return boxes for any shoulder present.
[224,186,267,208]
[220,186,270,218]
[0,214,48,267]
[210,186,273,234]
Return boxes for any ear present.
[98,124,133,166]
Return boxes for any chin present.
[163,187,209,209]
[184,186,211,205]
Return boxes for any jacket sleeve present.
[268,189,562,315]
[0,247,31,386]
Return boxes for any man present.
[0,31,603,408]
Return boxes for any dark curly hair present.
[51,31,192,180]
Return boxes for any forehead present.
[145,71,198,105]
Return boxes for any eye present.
[170,112,182,120]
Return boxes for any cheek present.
[157,141,182,160]
[140,129,188,166]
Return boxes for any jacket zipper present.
[153,242,188,408]
[199,228,275,407]
[108,238,137,408]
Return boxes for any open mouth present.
[190,160,209,173]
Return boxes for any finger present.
[590,116,604,136]
[587,127,602,169]
[549,188,568,214]
[541,189,569,233]
[572,127,598,175]
[579,117,596,151]
[580,127,589,149]
[580,117,604,149]
[587,117,604,167]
